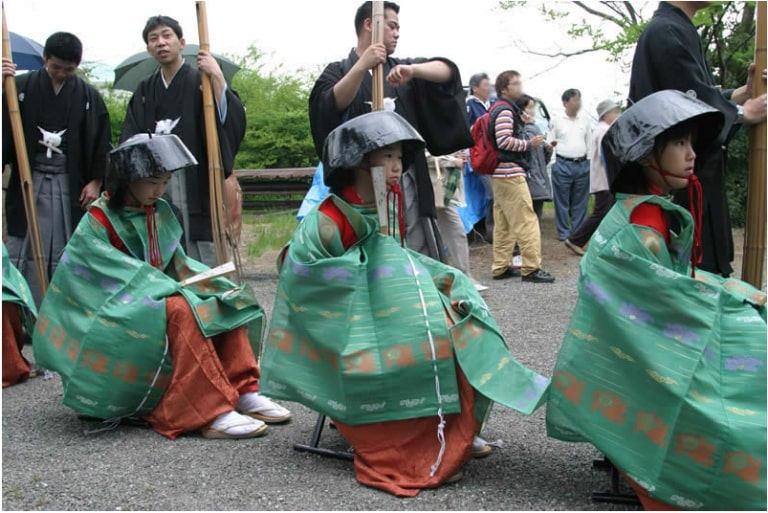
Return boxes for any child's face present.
[367,143,404,185]
[649,132,696,190]
[128,173,172,207]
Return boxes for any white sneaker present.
[201,410,267,439]
[474,282,489,292]
[238,392,292,424]
[472,435,493,458]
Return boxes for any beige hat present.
[596,99,621,120]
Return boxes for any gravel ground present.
[1,211,747,511]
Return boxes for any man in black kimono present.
[2,32,111,305]
[309,1,473,259]
[121,15,246,266]
[629,1,766,276]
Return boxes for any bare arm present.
[333,44,387,112]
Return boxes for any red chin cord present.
[145,204,162,268]
[387,182,406,246]
[652,166,702,277]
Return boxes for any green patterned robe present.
[3,243,38,338]
[547,194,766,510]
[261,195,549,425]
[32,194,264,420]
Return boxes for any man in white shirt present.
[547,89,592,241]
[564,99,621,256]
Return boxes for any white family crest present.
[364,97,397,112]
[154,117,181,135]
[37,127,66,158]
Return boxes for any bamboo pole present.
[195,0,242,280]
[370,2,388,234]
[2,4,47,296]
[371,1,384,112]
[742,2,767,288]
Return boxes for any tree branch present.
[623,1,640,24]
[523,46,607,58]
[601,1,631,24]
[573,1,624,27]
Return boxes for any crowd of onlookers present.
[432,70,625,288]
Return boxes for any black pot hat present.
[602,90,724,193]
[108,133,198,183]
[322,111,425,182]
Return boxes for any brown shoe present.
[564,239,585,256]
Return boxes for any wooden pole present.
[195,0,242,280]
[371,1,384,112]
[2,3,47,296]
[370,2,388,234]
[742,2,767,287]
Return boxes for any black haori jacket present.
[309,49,473,218]
[2,69,111,237]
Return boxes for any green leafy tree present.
[231,46,317,170]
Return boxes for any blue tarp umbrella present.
[8,32,44,70]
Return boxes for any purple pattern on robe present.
[404,263,425,277]
[584,281,611,304]
[323,267,353,282]
[619,303,651,325]
[663,324,700,347]
[59,250,70,266]
[72,264,94,282]
[725,356,763,373]
[369,265,395,281]
[117,293,135,305]
[100,278,121,292]
[702,345,717,363]
[290,261,311,278]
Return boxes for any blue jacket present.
[466,96,488,127]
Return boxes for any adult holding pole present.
[629,1,767,277]
[120,12,246,272]
[742,2,767,287]
[2,6,111,305]
[1,5,45,298]
[308,1,473,261]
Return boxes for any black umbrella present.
[113,44,240,92]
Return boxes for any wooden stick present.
[195,0,242,281]
[2,4,47,296]
[371,1,384,112]
[742,2,767,287]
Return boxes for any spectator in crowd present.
[464,72,495,242]
[516,94,554,222]
[548,88,592,242]
[489,70,554,283]
[564,99,621,256]
[427,151,488,291]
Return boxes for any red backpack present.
[469,100,512,175]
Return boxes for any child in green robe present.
[33,134,291,440]
[546,90,766,510]
[261,111,549,496]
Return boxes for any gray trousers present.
[7,153,73,306]
[167,171,216,268]
[436,205,470,275]
[402,167,444,262]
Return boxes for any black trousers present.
[568,191,615,247]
